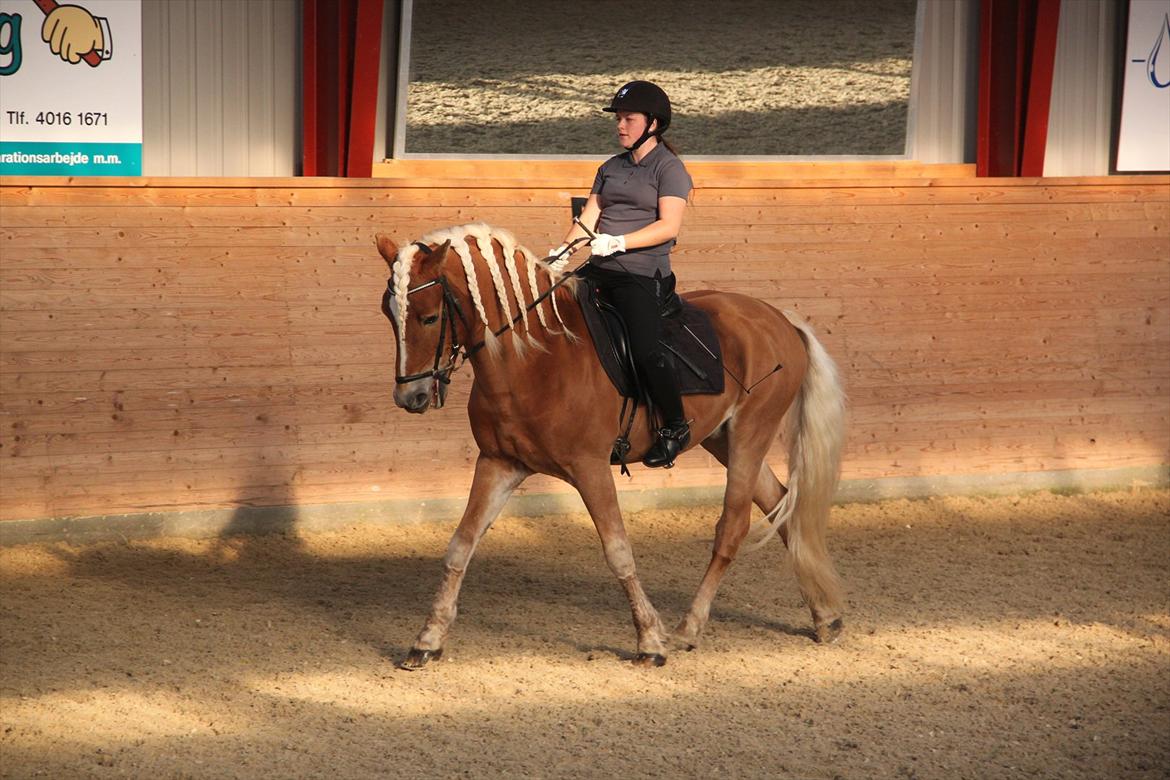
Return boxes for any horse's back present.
[682,288,803,339]
[680,288,810,388]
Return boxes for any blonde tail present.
[747,315,846,613]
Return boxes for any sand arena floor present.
[1,489,1168,779]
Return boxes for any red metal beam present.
[1020,0,1062,176]
[303,0,384,177]
[335,0,354,175]
[301,0,318,175]
[978,0,1027,177]
[347,0,385,178]
[978,0,1062,177]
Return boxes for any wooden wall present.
[1,171,1167,523]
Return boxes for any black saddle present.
[576,273,724,402]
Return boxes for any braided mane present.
[390,222,577,372]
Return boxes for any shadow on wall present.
[206,412,306,563]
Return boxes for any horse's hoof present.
[816,618,844,645]
[634,652,667,667]
[399,647,443,670]
[670,632,698,652]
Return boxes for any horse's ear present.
[374,233,399,269]
[421,239,451,274]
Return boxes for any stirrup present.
[642,421,692,469]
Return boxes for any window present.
[401,0,917,156]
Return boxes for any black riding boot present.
[643,419,691,468]
[639,339,689,468]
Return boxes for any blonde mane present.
[390,223,578,371]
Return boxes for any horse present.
[375,222,846,668]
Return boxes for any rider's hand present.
[589,234,626,257]
[548,244,570,260]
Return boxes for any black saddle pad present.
[576,278,724,399]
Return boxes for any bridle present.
[389,243,474,401]
[386,235,591,404]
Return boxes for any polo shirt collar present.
[623,142,664,168]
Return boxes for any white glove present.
[589,233,626,257]
[548,244,570,259]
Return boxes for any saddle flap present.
[579,282,638,399]
[576,277,724,401]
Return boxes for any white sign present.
[1117,0,1170,172]
[0,0,141,175]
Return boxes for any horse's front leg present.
[574,465,669,666]
[401,455,530,669]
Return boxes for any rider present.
[551,80,694,468]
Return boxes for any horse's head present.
[375,234,461,414]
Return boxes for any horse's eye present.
[422,314,440,326]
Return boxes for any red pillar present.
[302,0,384,177]
[1020,0,1061,176]
[977,0,1061,177]
[347,0,385,178]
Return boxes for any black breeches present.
[587,266,685,425]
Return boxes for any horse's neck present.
[465,273,585,392]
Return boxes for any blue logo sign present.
[1132,12,1170,88]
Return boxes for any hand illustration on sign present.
[35,0,111,67]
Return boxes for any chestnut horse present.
[375,223,846,668]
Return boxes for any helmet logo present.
[617,87,629,98]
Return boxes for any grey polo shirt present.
[589,144,693,278]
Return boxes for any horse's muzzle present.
[393,377,447,413]
[394,380,431,414]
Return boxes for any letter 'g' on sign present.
[0,13,22,76]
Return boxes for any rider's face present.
[615,111,655,148]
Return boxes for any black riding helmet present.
[603,81,671,152]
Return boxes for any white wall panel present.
[142,0,299,176]
[1045,0,1119,176]
[908,0,980,163]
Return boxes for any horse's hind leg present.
[698,426,844,645]
[573,465,668,666]
[702,425,790,544]
[401,455,530,670]
[673,423,777,649]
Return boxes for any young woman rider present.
[551,80,694,469]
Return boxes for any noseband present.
[390,242,473,389]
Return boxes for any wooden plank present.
[692,184,1170,207]
[2,201,1162,233]
[19,440,1162,510]
[10,421,1164,505]
[3,242,1164,300]
[3,218,1164,249]
[3,246,1164,287]
[4,173,1165,188]
[6,389,1165,480]
[0,304,395,332]
[13,380,1166,443]
[2,374,1160,419]
[0,364,391,394]
[5,182,1169,209]
[370,159,978,181]
[7,300,1163,355]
